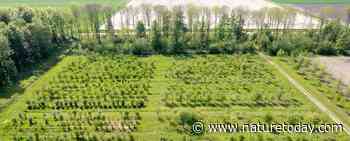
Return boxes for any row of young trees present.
[1,4,350,87]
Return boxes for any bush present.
[239,41,256,54]
[177,111,201,126]
[317,41,337,56]
[208,41,224,54]
[131,38,153,56]
[208,41,240,54]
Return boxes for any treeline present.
[0,7,74,87]
[1,5,350,87]
[73,5,350,57]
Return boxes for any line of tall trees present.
[0,7,75,87]
[1,5,350,87]
[101,5,350,56]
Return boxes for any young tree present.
[0,9,11,24]
[336,30,350,54]
[103,5,116,41]
[27,20,52,60]
[16,7,34,23]
[85,4,103,44]
[136,21,146,38]
[161,8,171,38]
[216,14,228,41]
[151,21,164,53]
[140,4,152,27]
[171,6,187,54]
[7,21,28,71]
[186,4,199,33]
[70,5,83,40]
[0,32,17,87]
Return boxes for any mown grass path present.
[136,56,173,139]
[259,53,350,136]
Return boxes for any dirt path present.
[259,53,350,135]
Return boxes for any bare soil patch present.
[317,56,350,86]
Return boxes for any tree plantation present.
[0,2,350,141]
[1,55,349,141]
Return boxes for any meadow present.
[0,54,348,141]
[272,0,350,4]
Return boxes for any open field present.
[0,55,348,140]
[289,4,350,22]
[0,0,129,7]
[272,0,350,4]
[317,57,350,85]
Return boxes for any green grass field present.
[271,0,350,4]
[0,54,348,140]
[0,0,129,8]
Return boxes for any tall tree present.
[103,5,116,41]
[27,20,52,60]
[161,9,171,38]
[171,6,186,54]
[7,21,28,71]
[0,29,17,87]
[136,21,146,38]
[151,21,164,53]
[85,4,103,44]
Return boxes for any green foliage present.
[317,40,337,55]
[321,21,344,42]
[165,55,303,108]
[27,20,53,60]
[178,112,201,126]
[0,7,78,88]
[0,33,17,87]
[136,21,146,38]
[0,9,10,24]
[268,38,293,56]
[132,38,153,55]
[336,30,350,55]
[151,21,166,54]
[170,7,187,54]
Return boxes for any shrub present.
[177,111,201,127]
[239,41,256,54]
[208,41,224,54]
[316,41,337,56]
[131,38,153,56]
[268,39,292,56]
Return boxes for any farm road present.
[259,53,350,136]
